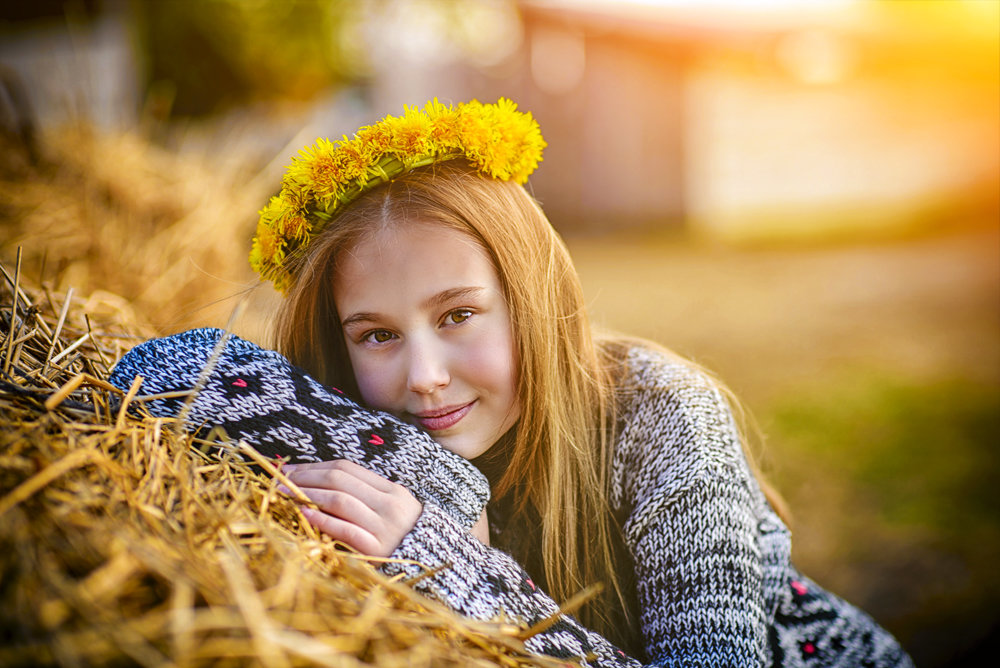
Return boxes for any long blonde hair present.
[272,160,627,636]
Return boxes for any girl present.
[113,99,912,666]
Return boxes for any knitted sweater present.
[109,329,913,667]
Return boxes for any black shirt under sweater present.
[471,431,645,658]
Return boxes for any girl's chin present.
[434,434,494,461]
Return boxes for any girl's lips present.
[412,401,475,432]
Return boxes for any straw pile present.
[0,256,573,666]
[0,122,275,333]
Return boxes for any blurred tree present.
[132,0,367,117]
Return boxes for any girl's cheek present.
[355,360,401,411]
[467,337,517,395]
[356,374,385,409]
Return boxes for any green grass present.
[762,369,1000,663]
[767,371,998,536]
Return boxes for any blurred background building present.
[3,0,995,239]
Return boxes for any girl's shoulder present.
[600,336,751,494]
[601,336,727,401]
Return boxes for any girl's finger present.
[299,507,380,555]
[296,485,382,530]
[286,459,398,495]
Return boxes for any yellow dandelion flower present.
[387,106,433,157]
[271,269,293,294]
[257,196,287,230]
[337,138,371,184]
[355,123,392,156]
[282,138,344,202]
[309,150,346,201]
[455,109,491,167]
[277,210,310,241]
[425,99,462,149]
[248,236,265,274]
[251,221,282,267]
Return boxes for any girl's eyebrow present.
[340,286,487,329]
[422,286,486,310]
[340,312,379,329]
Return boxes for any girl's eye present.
[446,309,473,325]
[364,329,396,344]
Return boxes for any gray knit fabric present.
[110,331,913,667]
[381,346,914,667]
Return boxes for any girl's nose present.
[406,340,450,394]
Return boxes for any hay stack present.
[0,256,573,666]
[0,122,275,334]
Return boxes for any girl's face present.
[333,221,520,460]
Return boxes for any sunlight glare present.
[579,0,855,9]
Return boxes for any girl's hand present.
[283,460,422,557]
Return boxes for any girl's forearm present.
[383,502,640,668]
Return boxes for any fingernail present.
[283,464,297,473]
[277,485,290,496]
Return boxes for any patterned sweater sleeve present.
[611,348,778,665]
[382,503,640,667]
[384,347,784,667]
[107,328,490,530]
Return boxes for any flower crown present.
[249,98,546,292]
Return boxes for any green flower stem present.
[305,151,465,249]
